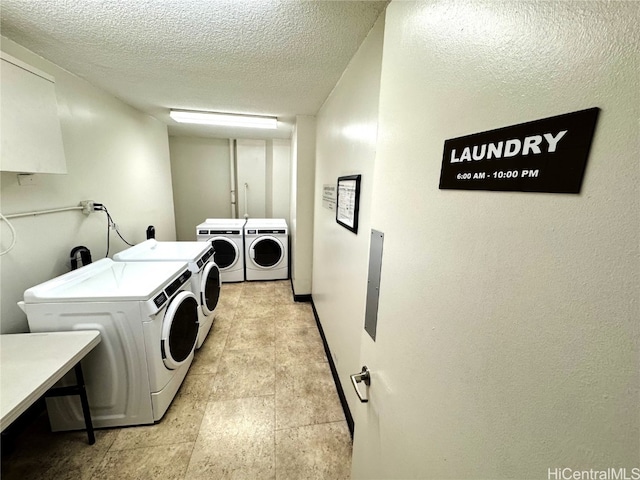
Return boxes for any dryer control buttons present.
[153,292,168,308]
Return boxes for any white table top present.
[0,330,101,431]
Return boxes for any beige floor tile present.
[276,343,327,367]
[274,306,317,330]
[242,281,277,297]
[109,374,213,450]
[185,396,275,480]
[226,316,276,351]
[276,323,322,343]
[214,303,238,319]
[273,280,291,289]
[1,412,117,480]
[93,443,193,480]
[218,288,241,310]
[175,373,217,402]
[280,301,313,315]
[273,301,314,318]
[276,362,344,430]
[275,421,352,480]
[211,347,276,400]
[235,295,275,318]
[210,309,236,332]
[221,282,245,295]
[190,321,229,375]
[273,282,293,298]
[276,325,327,366]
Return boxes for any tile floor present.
[1,280,352,480]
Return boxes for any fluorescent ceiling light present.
[169,110,278,129]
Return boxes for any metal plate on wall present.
[365,229,384,341]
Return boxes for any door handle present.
[350,366,370,403]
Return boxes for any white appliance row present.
[113,240,220,349]
[18,240,221,431]
[196,218,289,282]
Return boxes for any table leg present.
[73,364,95,445]
[45,363,96,445]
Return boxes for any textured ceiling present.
[0,0,387,139]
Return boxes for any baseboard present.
[310,298,355,439]
[293,293,312,302]
[289,278,312,303]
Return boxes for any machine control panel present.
[196,247,214,269]
[205,229,240,235]
[153,292,168,308]
[164,270,192,298]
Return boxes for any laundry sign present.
[439,107,599,193]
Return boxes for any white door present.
[161,291,199,370]
[209,236,240,271]
[249,236,284,269]
[200,262,221,316]
[350,2,639,479]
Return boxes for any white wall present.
[290,116,316,295]
[351,1,639,478]
[312,14,385,420]
[271,139,291,226]
[0,37,176,334]
[169,136,231,240]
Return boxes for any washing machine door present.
[249,236,284,268]
[210,237,239,270]
[161,290,199,370]
[200,261,221,316]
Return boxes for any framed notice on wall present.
[336,174,361,234]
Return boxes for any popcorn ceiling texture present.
[0,0,387,134]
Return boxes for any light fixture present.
[169,110,278,129]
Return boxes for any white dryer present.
[244,218,289,281]
[20,259,199,430]
[113,239,220,349]
[196,218,246,283]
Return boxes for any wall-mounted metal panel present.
[364,229,384,341]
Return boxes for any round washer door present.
[249,236,284,269]
[200,261,221,316]
[210,237,239,270]
[161,290,199,370]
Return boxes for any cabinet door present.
[1,53,67,174]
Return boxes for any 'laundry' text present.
[450,130,567,163]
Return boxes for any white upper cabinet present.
[1,52,67,174]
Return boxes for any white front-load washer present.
[20,258,199,430]
[196,218,246,283]
[244,218,289,281]
[113,239,220,349]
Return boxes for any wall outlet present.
[17,174,37,186]
[80,200,95,215]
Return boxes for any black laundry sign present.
[439,107,599,193]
